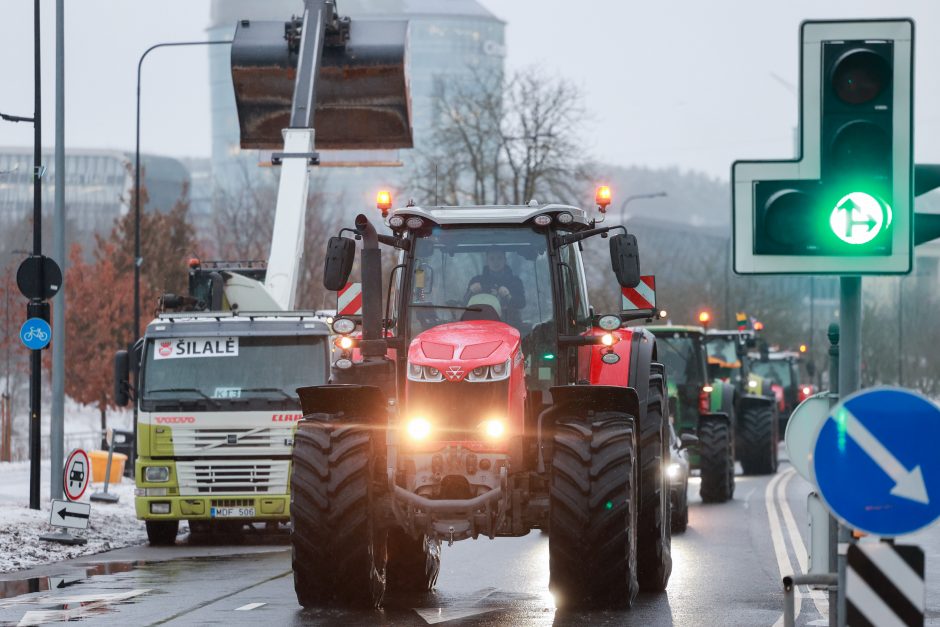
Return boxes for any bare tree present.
[408,66,592,207]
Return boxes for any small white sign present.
[50,499,91,530]
[154,337,239,360]
[212,387,242,399]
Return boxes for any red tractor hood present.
[408,321,520,382]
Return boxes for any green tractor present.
[648,326,736,503]
[705,330,778,475]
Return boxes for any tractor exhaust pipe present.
[355,214,387,358]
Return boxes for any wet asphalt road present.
[2,457,939,626]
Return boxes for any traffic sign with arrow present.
[812,387,940,536]
[49,499,91,530]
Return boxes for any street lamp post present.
[618,191,667,224]
[134,39,232,342]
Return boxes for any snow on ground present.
[0,461,145,574]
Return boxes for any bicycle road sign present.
[20,318,51,350]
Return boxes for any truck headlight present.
[144,466,170,482]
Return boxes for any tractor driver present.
[465,250,526,324]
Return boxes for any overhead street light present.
[619,191,667,224]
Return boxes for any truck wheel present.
[739,404,777,475]
[146,520,179,546]
[549,413,639,609]
[637,365,672,591]
[290,420,385,608]
[386,528,441,594]
[698,418,733,503]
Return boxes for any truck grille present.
[176,460,289,495]
[170,427,294,455]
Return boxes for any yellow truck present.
[115,312,330,544]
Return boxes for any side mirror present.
[679,433,699,450]
[806,360,817,378]
[735,341,747,358]
[323,236,356,291]
[609,233,641,288]
[114,350,130,407]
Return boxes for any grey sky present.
[1,1,937,179]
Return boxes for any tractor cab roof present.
[387,203,592,229]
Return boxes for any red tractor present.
[290,197,672,609]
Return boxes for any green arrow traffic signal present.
[828,192,890,245]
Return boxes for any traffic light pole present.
[28,0,43,512]
[836,276,862,627]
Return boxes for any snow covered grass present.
[0,463,145,574]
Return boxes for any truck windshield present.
[140,335,327,411]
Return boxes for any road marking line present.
[776,469,829,618]
[766,471,801,627]
[234,602,266,611]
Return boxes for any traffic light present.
[733,20,914,275]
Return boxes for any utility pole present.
[50,0,66,501]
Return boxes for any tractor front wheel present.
[739,404,778,475]
[549,412,639,609]
[290,419,386,608]
[698,417,733,503]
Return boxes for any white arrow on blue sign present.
[20,317,51,350]
[812,387,940,537]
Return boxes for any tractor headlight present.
[406,417,432,441]
[407,363,444,382]
[480,419,506,439]
[748,379,758,388]
[144,466,170,483]
[467,359,511,382]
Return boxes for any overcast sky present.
[0,1,937,180]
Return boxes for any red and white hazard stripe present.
[337,282,363,316]
[621,275,656,311]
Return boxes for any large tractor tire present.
[145,520,179,546]
[290,420,385,608]
[738,403,778,476]
[386,528,441,594]
[637,364,672,592]
[549,413,639,609]
[698,418,734,503]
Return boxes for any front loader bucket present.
[231,19,412,150]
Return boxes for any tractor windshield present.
[407,226,554,338]
[751,360,793,387]
[654,333,704,385]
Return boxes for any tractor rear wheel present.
[386,528,441,594]
[290,419,385,608]
[739,404,778,475]
[637,364,672,591]
[698,418,733,503]
[549,412,639,609]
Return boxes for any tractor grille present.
[176,460,289,495]
[407,379,509,436]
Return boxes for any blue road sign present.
[813,387,940,536]
[20,318,51,350]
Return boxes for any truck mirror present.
[114,350,129,407]
[609,233,641,288]
[324,236,356,291]
[806,360,817,378]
